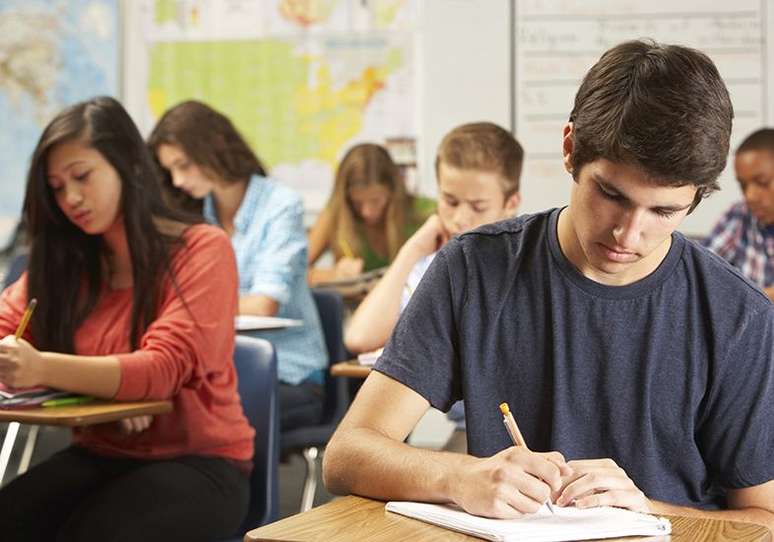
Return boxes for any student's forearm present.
[345,245,426,353]
[39,352,121,398]
[239,294,279,316]
[323,426,472,503]
[650,500,774,531]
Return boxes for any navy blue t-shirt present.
[375,208,774,509]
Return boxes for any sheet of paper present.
[357,347,384,366]
[235,315,303,331]
[386,501,671,542]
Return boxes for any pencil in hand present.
[14,298,37,340]
[499,402,556,513]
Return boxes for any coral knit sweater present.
[0,224,254,461]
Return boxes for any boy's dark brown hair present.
[435,122,524,197]
[569,39,733,211]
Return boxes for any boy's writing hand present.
[451,447,569,518]
[406,215,449,257]
[557,458,650,512]
[0,335,44,388]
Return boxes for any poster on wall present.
[125,0,418,215]
[0,0,120,249]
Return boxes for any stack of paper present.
[386,501,671,542]
[357,347,384,366]
[0,385,72,409]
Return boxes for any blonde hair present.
[325,143,412,261]
[435,122,524,196]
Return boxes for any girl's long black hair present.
[23,96,197,352]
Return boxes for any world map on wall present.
[132,0,416,211]
[0,0,119,247]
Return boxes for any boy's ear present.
[504,191,521,216]
[562,122,574,174]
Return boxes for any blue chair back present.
[280,288,349,449]
[232,335,279,533]
[311,288,348,425]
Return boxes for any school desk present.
[0,399,172,485]
[244,495,772,542]
[330,359,372,379]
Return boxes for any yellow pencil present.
[499,402,556,513]
[338,236,354,259]
[14,298,37,339]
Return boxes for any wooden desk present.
[0,400,172,426]
[330,360,372,379]
[0,400,172,485]
[245,495,772,542]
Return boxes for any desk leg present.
[299,447,319,512]
[0,422,20,486]
[18,425,39,475]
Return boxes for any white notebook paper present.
[357,347,384,366]
[385,501,671,542]
[234,315,302,331]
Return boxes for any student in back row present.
[0,97,253,541]
[705,128,774,300]
[324,40,774,528]
[345,122,523,453]
[148,101,327,431]
[307,143,435,284]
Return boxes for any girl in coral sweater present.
[0,96,254,542]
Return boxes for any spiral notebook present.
[386,501,671,542]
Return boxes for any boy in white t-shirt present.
[344,122,523,451]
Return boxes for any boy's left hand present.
[0,335,44,388]
[556,458,651,512]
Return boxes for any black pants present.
[0,446,249,542]
[278,380,324,431]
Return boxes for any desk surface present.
[330,360,372,379]
[245,495,772,542]
[0,400,172,427]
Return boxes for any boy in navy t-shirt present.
[323,40,774,529]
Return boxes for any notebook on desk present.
[386,501,671,542]
[235,315,303,331]
[314,266,388,290]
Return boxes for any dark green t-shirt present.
[359,196,436,271]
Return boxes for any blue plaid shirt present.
[204,175,327,385]
[704,201,774,288]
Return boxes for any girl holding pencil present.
[307,143,435,284]
[0,96,253,541]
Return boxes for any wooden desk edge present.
[330,361,372,379]
[244,496,773,542]
[0,400,173,426]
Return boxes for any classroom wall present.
[3,0,772,240]
[417,0,774,237]
[416,1,512,197]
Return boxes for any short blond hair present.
[435,122,523,196]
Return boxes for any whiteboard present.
[512,0,774,236]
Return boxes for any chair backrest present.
[233,335,279,531]
[2,252,28,290]
[311,288,349,426]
